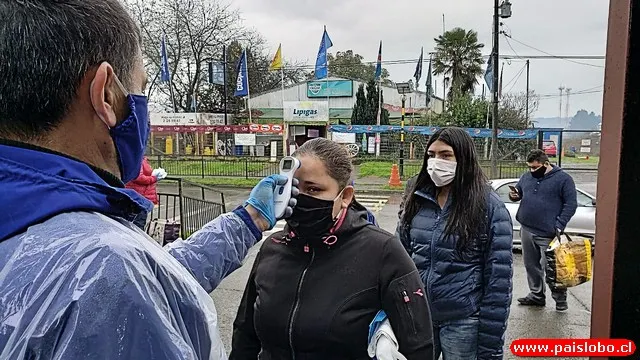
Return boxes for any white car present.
[490,178,596,247]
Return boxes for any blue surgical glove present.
[245,174,299,229]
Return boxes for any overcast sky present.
[232,0,609,119]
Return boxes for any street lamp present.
[491,0,513,179]
[499,0,512,18]
[396,82,412,178]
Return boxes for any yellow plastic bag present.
[545,234,593,289]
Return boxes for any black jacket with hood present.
[230,202,434,360]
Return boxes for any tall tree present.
[324,50,393,86]
[499,91,540,129]
[351,81,389,125]
[433,28,485,97]
[127,0,309,115]
[351,84,368,125]
[365,80,390,125]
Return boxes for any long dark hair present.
[402,127,488,250]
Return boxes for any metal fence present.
[152,177,226,238]
[399,160,528,180]
[149,155,280,179]
[150,155,527,181]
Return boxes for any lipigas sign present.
[283,101,329,122]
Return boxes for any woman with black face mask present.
[230,138,434,360]
[397,127,514,360]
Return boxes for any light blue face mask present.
[107,76,150,183]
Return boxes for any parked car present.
[490,178,596,247]
[543,140,557,157]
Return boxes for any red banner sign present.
[151,124,284,134]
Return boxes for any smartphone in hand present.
[508,185,518,193]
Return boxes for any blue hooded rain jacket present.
[0,142,262,359]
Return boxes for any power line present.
[537,88,602,100]
[501,63,526,92]
[502,34,605,68]
[202,53,605,75]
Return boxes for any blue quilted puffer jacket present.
[396,185,513,359]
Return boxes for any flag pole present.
[246,48,252,124]
[375,40,382,158]
[281,59,287,156]
[324,26,330,134]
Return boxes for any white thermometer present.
[274,156,301,219]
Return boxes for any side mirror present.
[591,198,597,206]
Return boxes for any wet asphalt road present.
[208,189,594,360]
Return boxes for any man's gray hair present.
[0,0,141,140]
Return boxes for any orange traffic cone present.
[389,164,403,188]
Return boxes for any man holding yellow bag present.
[509,149,578,311]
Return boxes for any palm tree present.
[433,28,485,98]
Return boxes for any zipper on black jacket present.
[288,246,315,359]
[401,290,418,335]
[425,211,441,305]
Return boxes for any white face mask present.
[427,158,457,187]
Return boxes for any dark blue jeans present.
[433,314,479,360]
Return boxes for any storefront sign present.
[199,113,232,125]
[151,125,249,133]
[150,113,234,126]
[151,123,284,134]
[307,80,353,98]
[234,133,256,146]
[248,124,284,134]
[150,113,198,126]
[283,101,329,122]
[332,132,356,144]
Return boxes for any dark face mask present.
[286,193,339,240]
[531,165,547,179]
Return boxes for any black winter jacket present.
[230,202,434,360]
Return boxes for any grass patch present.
[359,161,422,178]
[148,158,276,177]
[381,184,406,191]
[562,156,600,165]
[189,177,261,188]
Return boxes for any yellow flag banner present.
[269,44,282,71]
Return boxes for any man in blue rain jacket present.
[0,1,296,359]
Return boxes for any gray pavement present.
[210,192,593,359]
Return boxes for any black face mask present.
[531,165,547,179]
[286,193,338,240]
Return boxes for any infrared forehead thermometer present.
[274,156,301,219]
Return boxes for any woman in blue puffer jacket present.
[397,127,514,360]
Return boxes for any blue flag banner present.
[484,47,495,92]
[414,47,423,84]
[160,33,171,83]
[208,61,225,85]
[425,59,433,106]
[234,49,249,97]
[328,124,555,139]
[375,41,382,80]
[315,27,333,80]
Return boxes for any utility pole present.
[558,86,565,119]
[565,88,572,119]
[490,0,500,179]
[400,95,406,177]
[525,60,530,125]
